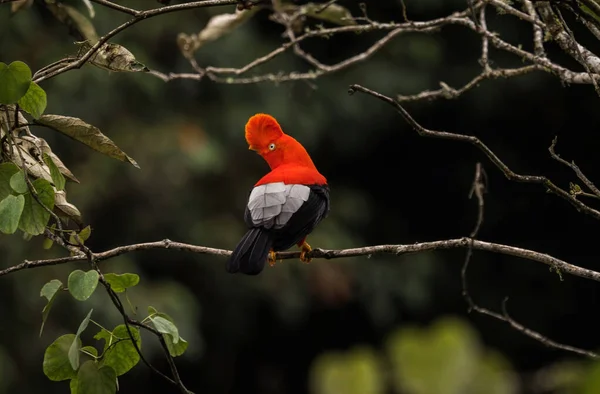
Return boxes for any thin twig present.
[549,137,600,198]
[348,84,600,221]
[460,163,597,359]
[33,0,239,83]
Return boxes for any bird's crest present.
[245,113,284,148]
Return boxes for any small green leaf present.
[94,329,112,353]
[150,315,180,344]
[43,236,54,249]
[0,194,25,234]
[69,309,93,370]
[148,306,188,356]
[43,334,79,381]
[69,225,92,245]
[0,61,32,104]
[68,270,99,301]
[40,279,64,337]
[104,273,139,293]
[18,178,55,235]
[0,162,19,200]
[79,225,92,241]
[76,361,116,394]
[9,171,28,194]
[165,335,189,357]
[36,115,140,169]
[80,346,98,358]
[43,153,66,191]
[18,81,47,118]
[100,325,141,376]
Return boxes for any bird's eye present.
[268,143,276,151]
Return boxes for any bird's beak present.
[248,145,259,152]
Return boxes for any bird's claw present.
[299,241,312,264]
[268,250,277,267]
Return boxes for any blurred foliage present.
[310,316,600,394]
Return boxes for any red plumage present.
[227,114,330,275]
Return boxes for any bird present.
[226,113,330,275]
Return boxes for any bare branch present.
[549,137,600,198]
[33,0,239,83]
[397,66,540,102]
[523,0,546,57]
[348,83,600,221]
[89,0,137,16]
[0,237,598,283]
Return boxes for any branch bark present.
[2,237,599,283]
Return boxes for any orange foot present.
[268,249,277,267]
[299,241,312,264]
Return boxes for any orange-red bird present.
[227,114,330,275]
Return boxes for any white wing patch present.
[247,182,311,229]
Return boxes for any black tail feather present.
[227,228,272,275]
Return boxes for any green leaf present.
[80,346,98,358]
[0,162,19,200]
[76,361,116,394]
[148,306,188,356]
[43,334,79,381]
[0,61,32,104]
[18,81,47,118]
[104,273,139,293]
[43,153,66,191]
[94,329,112,353]
[79,225,92,241]
[150,315,180,344]
[69,309,93,370]
[18,178,55,235]
[70,377,78,394]
[100,325,141,376]
[0,194,25,234]
[165,334,188,357]
[9,171,28,194]
[40,279,64,337]
[68,270,99,301]
[69,225,92,246]
[36,115,140,168]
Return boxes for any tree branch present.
[33,0,239,83]
[348,83,600,221]
[0,237,598,283]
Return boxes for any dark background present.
[2,0,600,393]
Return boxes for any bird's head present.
[245,113,315,170]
